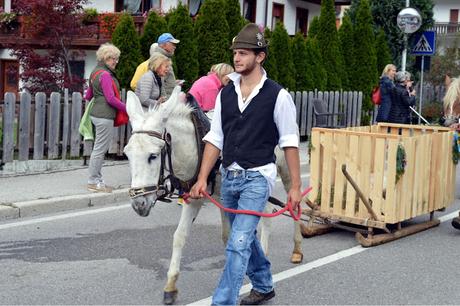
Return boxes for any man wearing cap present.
[190,23,301,305]
[130,33,179,96]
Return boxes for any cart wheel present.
[452,217,460,230]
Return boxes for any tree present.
[194,0,230,76]
[291,33,313,91]
[167,3,199,89]
[225,0,245,48]
[338,15,354,90]
[352,0,378,123]
[308,16,320,38]
[11,0,88,93]
[375,28,392,77]
[317,0,342,89]
[263,28,278,81]
[139,11,167,60]
[111,13,143,89]
[306,37,327,91]
[270,22,295,90]
[347,0,434,65]
[225,0,245,61]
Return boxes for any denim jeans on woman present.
[88,116,113,184]
[212,168,274,306]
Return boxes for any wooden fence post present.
[62,88,70,160]
[2,92,16,163]
[48,92,61,159]
[18,92,31,161]
[33,92,47,160]
[70,92,82,157]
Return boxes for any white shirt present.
[203,70,299,194]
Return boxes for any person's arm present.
[99,73,126,112]
[190,92,224,198]
[274,89,302,206]
[137,73,160,108]
[283,146,302,206]
[84,85,93,101]
[189,143,221,198]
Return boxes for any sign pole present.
[401,0,410,72]
[418,55,424,124]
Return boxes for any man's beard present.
[236,60,257,76]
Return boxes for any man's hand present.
[158,96,166,104]
[287,187,302,210]
[189,179,208,199]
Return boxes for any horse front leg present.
[259,205,272,255]
[163,199,203,305]
[291,221,303,263]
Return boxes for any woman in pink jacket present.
[189,63,234,111]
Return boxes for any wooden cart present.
[302,123,457,246]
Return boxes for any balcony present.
[431,22,460,35]
[0,15,146,49]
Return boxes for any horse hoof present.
[290,252,303,264]
[163,290,178,305]
[452,217,460,230]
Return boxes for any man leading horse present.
[190,23,302,306]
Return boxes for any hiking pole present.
[410,106,430,125]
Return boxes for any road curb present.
[0,188,130,220]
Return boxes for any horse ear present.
[126,91,144,122]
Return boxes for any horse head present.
[124,86,187,216]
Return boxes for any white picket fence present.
[0,89,363,163]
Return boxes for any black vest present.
[221,79,282,169]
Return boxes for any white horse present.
[124,86,304,305]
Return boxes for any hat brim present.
[230,42,267,50]
[169,38,180,44]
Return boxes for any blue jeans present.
[212,168,274,306]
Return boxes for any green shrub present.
[140,11,167,60]
[195,0,230,76]
[111,13,143,89]
[167,3,199,89]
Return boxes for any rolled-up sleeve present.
[274,89,299,148]
[203,91,224,150]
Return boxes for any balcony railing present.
[430,22,460,35]
[0,15,145,48]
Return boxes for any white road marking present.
[187,209,460,306]
[0,204,131,230]
[0,173,311,231]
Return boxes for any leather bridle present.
[128,130,175,203]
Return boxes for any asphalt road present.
[0,168,459,305]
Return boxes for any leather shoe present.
[240,289,275,305]
[452,217,460,230]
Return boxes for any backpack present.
[371,86,381,105]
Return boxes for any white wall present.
[0,49,15,60]
[162,0,187,13]
[253,0,320,35]
[433,0,460,23]
[84,0,114,12]
[84,51,97,81]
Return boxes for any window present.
[271,3,284,29]
[450,9,459,23]
[188,0,203,17]
[115,0,161,14]
[296,8,308,35]
[449,9,459,33]
[243,0,256,23]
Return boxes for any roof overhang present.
[301,0,352,5]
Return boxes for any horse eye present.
[148,153,157,164]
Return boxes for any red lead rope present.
[182,186,312,221]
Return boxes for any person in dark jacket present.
[376,64,396,122]
[388,71,416,124]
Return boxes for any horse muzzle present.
[131,195,156,217]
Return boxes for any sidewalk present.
[0,141,310,221]
[0,161,132,221]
